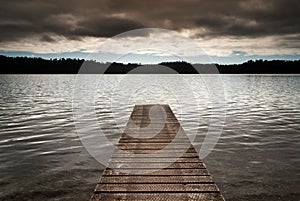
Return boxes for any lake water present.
[0,75,299,200]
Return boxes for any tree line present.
[0,55,299,74]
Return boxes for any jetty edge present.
[91,104,225,200]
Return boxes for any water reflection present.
[0,74,299,200]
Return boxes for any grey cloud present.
[40,34,56,42]
[0,0,299,42]
[73,17,144,37]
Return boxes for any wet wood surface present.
[91,104,225,201]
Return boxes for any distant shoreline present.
[1,55,300,74]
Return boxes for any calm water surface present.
[0,75,299,200]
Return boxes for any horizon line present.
[1,54,300,66]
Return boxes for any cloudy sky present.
[0,0,299,64]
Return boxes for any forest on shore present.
[0,55,299,74]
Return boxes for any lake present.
[0,75,299,200]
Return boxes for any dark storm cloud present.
[73,17,145,38]
[0,0,299,42]
[40,34,56,42]
[0,0,144,41]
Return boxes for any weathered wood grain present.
[91,104,225,201]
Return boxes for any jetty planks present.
[91,104,225,201]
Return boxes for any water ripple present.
[0,75,299,200]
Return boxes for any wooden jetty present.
[91,104,225,200]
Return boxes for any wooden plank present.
[109,157,202,163]
[95,183,219,193]
[103,168,210,176]
[99,175,213,184]
[91,104,225,201]
[111,153,200,158]
[91,193,224,201]
[108,162,205,169]
[112,149,197,154]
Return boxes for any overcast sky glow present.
[0,0,299,64]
